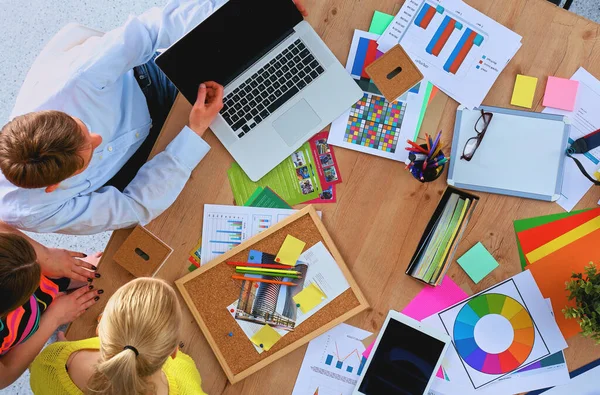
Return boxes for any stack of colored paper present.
[514,207,600,338]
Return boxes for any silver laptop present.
[156,0,362,181]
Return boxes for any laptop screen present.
[156,0,304,103]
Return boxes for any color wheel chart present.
[453,294,534,375]
[402,0,488,78]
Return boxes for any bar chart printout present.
[407,1,486,77]
[291,323,372,395]
[200,205,304,264]
[377,0,522,108]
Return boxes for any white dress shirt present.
[0,0,227,235]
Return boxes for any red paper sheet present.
[527,228,600,339]
[517,208,600,266]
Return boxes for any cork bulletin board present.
[175,206,369,383]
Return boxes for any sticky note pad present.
[511,75,538,108]
[457,242,499,284]
[250,324,281,351]
[293,283,326,313]
[369,11,395,35]
[543,76,579,111]
[275,235,306,265]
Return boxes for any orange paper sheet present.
[527,228,600,339]
[518,208,600,265]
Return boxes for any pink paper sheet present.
[363,276,469,379]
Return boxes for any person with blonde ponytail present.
[29,278,207,395]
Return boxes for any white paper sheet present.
[228,242,350,354]
[291,323,372,395]
[542,67,600,211]
[200,204,320,264]
[542,365,600,395]
[327,30,427,162]
[377,0,522,109]
[423,271,567,393]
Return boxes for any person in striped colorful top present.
[0,227,101,389]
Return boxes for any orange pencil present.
[231,275,297,286]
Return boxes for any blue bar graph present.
[346,366,353,373]
[336,361,343,369]
[357,356,367,376]
[325,354,333,366]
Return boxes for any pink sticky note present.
[362,343,374,359]
[363,276,468,361]
[401,276,468,321]
[542,76,579,111]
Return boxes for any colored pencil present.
[430,131,442,157]
[235,270,302,279]
[227,261,291,270]
[425,133,430,152]
[236,267,300,275]
[406,140,429,154]
[231,275,297,286]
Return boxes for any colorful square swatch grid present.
[344,93,406,153]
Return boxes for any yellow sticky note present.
[275,235,306,265]
[293,283,327,313]
[511,74,538,108]
[250,324,281,351]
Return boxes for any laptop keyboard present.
[220,39,325,138]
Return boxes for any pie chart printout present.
[453,293,535,375]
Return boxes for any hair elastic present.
[123,345,139,357]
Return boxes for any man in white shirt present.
[0,0,307,236]
[0,0,233,235]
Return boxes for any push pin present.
[230,308,235,313]
[296,303,301,307]
[250,255,255,260]
[260,343,264,348]
[228,332,233,337]
[254,283,259,288]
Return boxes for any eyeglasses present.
[461,109,493,161]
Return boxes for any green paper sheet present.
[457,242,499,284]
[244,187,292,209]
[513,208,592,270]
[228,141,321,205]
[368,11,394,35]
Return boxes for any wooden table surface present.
[67,0,600,393]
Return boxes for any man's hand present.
[293,0,308,17]
[41,249,100,283]
[189,81,224,137]
[42,286,101,327]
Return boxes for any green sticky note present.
[369,11,395,35]
[513,209,592,270]
[457,242,499,284]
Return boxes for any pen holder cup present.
[409,144,446,183]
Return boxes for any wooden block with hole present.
[113,225,173,277]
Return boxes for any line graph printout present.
[200,205,300,264]
[378,0,522,108]
[292,323,372,395]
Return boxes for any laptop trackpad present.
[273,99,321,146]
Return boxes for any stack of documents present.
[377,0,522,109]
[407,189,477,285]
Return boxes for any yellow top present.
[30,337,207,395]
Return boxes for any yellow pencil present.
[236,267,300,275]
